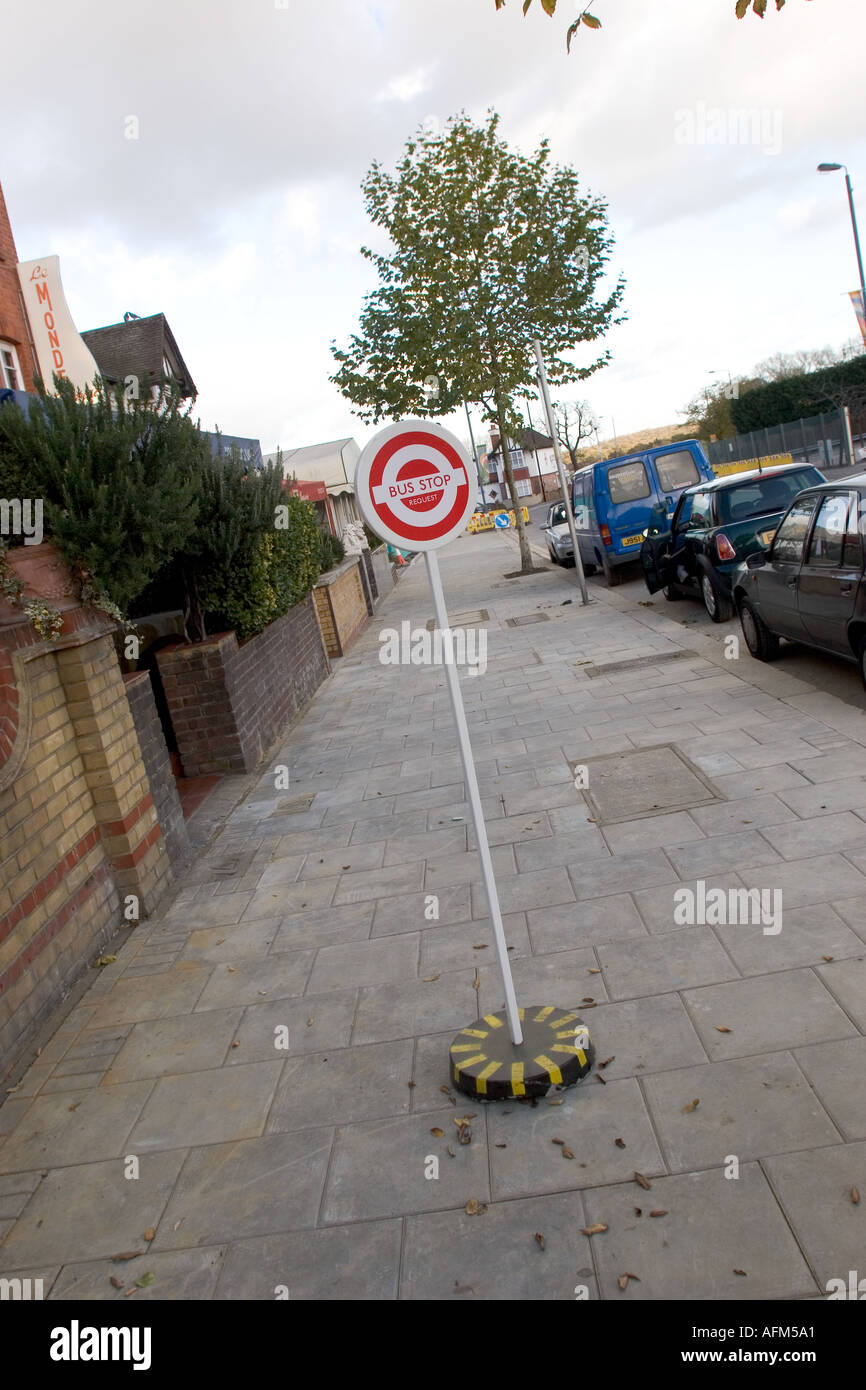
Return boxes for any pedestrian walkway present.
[1,527,865,1300]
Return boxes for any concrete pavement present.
[1,524,865,1300]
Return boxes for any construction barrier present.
[467,506,530,533]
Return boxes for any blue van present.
[569,440,715,586]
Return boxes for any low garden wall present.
[156,593,330,777]
[313,555,368,658]
[124,670,190,869]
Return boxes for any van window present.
[655,450,701,493]
[573,476,590,530]
[607,460,650,504]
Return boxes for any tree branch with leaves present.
[495,0,814,53]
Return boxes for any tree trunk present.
[495,397,534,573]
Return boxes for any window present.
[686,492,714,529]
[771,497,817,564]
[572,476,589,530]
[515,477,532,497]
[1,343,22,390]
[655,450,701,493]
[607,460,650,504]
[550,503,568,526]
[805,493,862,568]
[716,468,825,526]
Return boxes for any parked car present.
[732,474,866,690]
[640,463,826,622]
[569,440,715,586]
[540,498,574,564]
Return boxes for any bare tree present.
[554,399,598,467]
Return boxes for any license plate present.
[759,528,776,547]
[622,534,644,547]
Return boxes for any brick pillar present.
[55,629,172,916]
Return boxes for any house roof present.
[264,437,360,487]
[80,313,197,398]
[490,428,554,455]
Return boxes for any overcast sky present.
[4,0,865,454]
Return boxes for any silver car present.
[541,500,573,564]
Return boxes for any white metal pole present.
[425,549,523,1045]
[534,340,589,605]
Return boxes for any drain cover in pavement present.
[426,609,489,631]
[574,744,721,824]
[505,613,550,627]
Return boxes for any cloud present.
[376,66,435,103]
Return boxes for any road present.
[524,499,865,712]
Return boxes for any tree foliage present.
[331,110,624,571]
[497,0,813,51]
[730,353,866,432]
[0,376,203,610]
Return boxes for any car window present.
[806,494,850,566]
[550,503,567,526]
[673,493,693,531]
[771,497,817,564]
[655,450,701,494]
[607,460,650,504]
[685,492,713,528]
[715,469,825,525]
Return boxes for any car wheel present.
[581,561,598,576]
[739,597,780,662]
[700,571,733,624]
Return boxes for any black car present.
[732,474,866,690]
[640,464,826,623]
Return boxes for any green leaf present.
[135,1272,155,1288]
[581,12,601,29]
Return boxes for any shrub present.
[317,529,345,572]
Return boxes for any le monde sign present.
[16,256,100,393]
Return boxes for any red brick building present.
[0,181,38,393]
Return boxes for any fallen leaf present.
[472,970,480,991]
[715,1026,731,1034]
[851,1186,860,1205]
[562,1147,575,1160]
[430,1127,444,1137]
[618,1272,640,1289]
[596,1073,607,1085]
[473,944,488,950]
[109,1276,123,1289]
[226,966,235,974]
[582,997,595,1004]
[495,1142,507,1148]
[634,1172,651,1191]
[143,1228,155,1242]
[615,1138,626,1149]
[588,968,601,974]
[733,1268,747,1277]
[94,955,116,967]
[439,1085,452,1095]
[306,1018,313,1027]
[458,1126,472,1146]
[581,1223,608,1236]
[634,1207,643,1217]
[465,1199,488,1215]
[407,1080,416,1089]
[111,1252,143,1262]
[172,1220,183,1232]
[649,1210,668,1218]
[135,1272,155,1288]
[447,1145,455,1158]
[68,1102,81,1112]
[534,1232,545,1251]
[682,1098,700,1113]
[551,1137,565,1146]
[342,866,351,870]
[599,1056,615,1068]
[231,1040,240,1048]
[423,974,439,983]
[581,1002,596,1008]
[823,955,834,962]
[548,1098,563,1106]
[257,990,267,996]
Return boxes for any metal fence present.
[705,409,860,472]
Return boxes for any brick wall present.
[0,180,38,391]
[313,556,369,658]
[124,670,190,869]
[0,602,176,1073]
[157,594,330,778]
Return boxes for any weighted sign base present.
[450,1006,595,1101]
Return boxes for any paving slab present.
[816,955,866,1029]
[83,963,212,1030]
[101,1010,243,1085]
[682,969,857,1060]
[321,1110,490,1222]
[223,994,358,1060]
[127,1061,283,1152]
[50,1247,226,1300]
[266,1040,413,1133]
[214,1222,402,1300]
[763,1141,866,1291]
[642,1053,841,1171]
[793,1037,866,1141]
[307,934,420,993]
[714,904,865,976]
[152,1129,334,1249]
[527,894,647,953]
[582,1164,819,1300]
[401,1191,596,1300]
[487,1077,664,1199]
[351,972,478,1045]
[272,902,375,951]
[597,927,739,1000]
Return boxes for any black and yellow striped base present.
[450,1006,595,1101]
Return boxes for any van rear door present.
[604,457,656,554]
[651,446,706,521]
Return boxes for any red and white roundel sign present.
[355,420,478,552]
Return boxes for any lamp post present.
[818,163,866,346]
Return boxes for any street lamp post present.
[818,163,866,347]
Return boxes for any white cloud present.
[376,66,435,103]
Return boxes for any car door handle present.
[840,582,853,594]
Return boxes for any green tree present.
[0,376,203,611]
[331,111,624,573]
[498,0,813,51]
